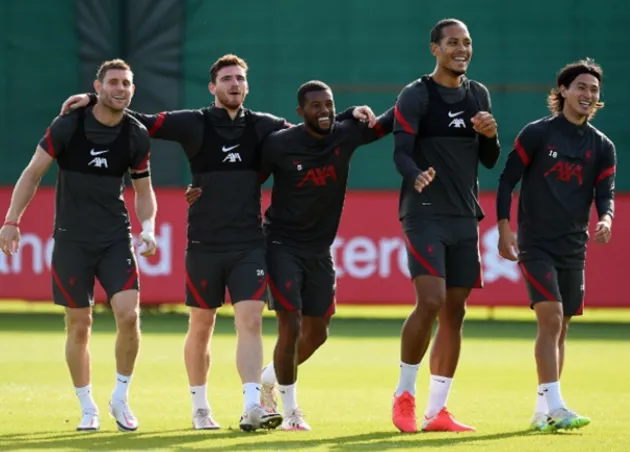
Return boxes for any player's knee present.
[536,306,563,335]
[443,304,466,328]
[188,308,217,338]
[305,322,328,348]
[234,307,263,335]
[115,307,140,332]
[65,312,93,342]
[278,312,301,341]
[416,293,445,314]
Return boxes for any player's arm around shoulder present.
[250,110,293,140]
[260,128,290,182]
[129,123,157,257]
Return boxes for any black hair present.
[297,80,331,107]
[430,18,466,44]
[547,57,604,118]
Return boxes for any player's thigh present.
[518,259,562,308]
[51,240,96,309]
[445,222,482,289]
[226,246,268,303]
[184,246,226,310]
[558,268,585,317]
[266,246,304,312]
[96,239,139,302]
[302,253,337,318]
[402,221,447,280]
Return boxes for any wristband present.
[3,221,19,227]
[141,220,155,235]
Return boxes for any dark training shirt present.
[496,114,616,264]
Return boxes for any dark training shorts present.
[51,239,139,308]
[518,248,585,316]
[403,216,482,288]
[266,245,336,318]
[185,245,267,309]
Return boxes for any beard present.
[307,113,335,135]
[101,93,129,112]
[217,91,245,110]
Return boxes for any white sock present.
[190,384,210,413]
[75,384,98,414]
[261,363,277,386]
[395,362,420,396]
[243,382,261,411]
[425,375,453,418]
[540,381,566,412]
[111,372,132,403]
[535,384,549,414]
[278,382,298,416]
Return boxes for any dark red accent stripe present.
[45,127,56,157]
[403,235,440,277]
[268,279,295,311]
[324,296,336,318]
[185,271,209,309]
[514,138,530,166]
[250,277,268,301]
[474,269,483,289]
[519,263,556,301]
[373,121,385,138]
[575,300,584,316]
[148,112,166,136]
[122,268,138,291]
[51,267,76,308]
[596,165,615,185]
[134,152,150,171]
[394,105,415,134]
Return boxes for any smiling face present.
[560,73,601,121]
[94,69,134,112]
[298,89,336,135]
[431,23,472,77]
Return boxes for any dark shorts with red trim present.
[403,216,482,288]
[52,239,139,308]
[518,248,585,316]
[185,244,268,309]
[266,244,336,318]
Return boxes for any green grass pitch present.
[0,302,628,451]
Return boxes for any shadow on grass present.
[0,428,536,451]
[0,309,628,341]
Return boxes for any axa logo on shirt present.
[222,144,241,163]
[297,165,337,187]
[223,153,242,163]
[448,111,466,129]
[545,160,583,185]
[88,149,109,168]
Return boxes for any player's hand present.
[185,185,202,205]
[497,222,519,261]
[414,167,435,193]
[594,219,612,244]
[60,94,91,115]
[352,106,377,128]
[471,111,497,138]
[0,224,21,256]
[138,221,157,257]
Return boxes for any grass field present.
[0,301,628,451]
